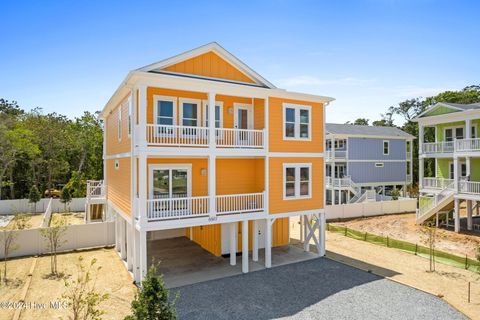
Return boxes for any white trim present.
[178,98,201,127]
[127,96,132,137]
[448,160,466,180]
[105,152,132,160]
[202,100,224,128]
[443,125,464,142]
[326,133,414,140]
[283,163,312,200]
[148,164,192,200]
[383,140,390,155]
[282,103,312,141]
[233,103,254,129]
[414,109,480,126]
[416,102,464,119]
[153,95,178,126]
[347,159,407,163]
[269,152,323,158]
[117,108,122,142]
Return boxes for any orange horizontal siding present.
[106,158,131,216]
[106,94,131,156]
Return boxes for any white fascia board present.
[331,133,414,140]
[101,71,335,118]
[414,102,464,120]
[415,109,480,126]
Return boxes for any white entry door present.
[234,104,253,145]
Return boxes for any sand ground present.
[334,213,480,257]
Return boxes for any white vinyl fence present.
[325,198,417,220]
[0,221,115,259]
[0,198,86,215]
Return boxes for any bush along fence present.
[327,223,480,273]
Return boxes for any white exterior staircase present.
[416,181,455,224]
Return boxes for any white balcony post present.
[208,92,216,146]
[466,157,471,178]
[419,125,424,154]
[138,153,147,224]
[466,119,472,139]
[252,219,259,261]
[139,230,147,281]
[303,214,309,252]
[454,199,460,233]
[126,225,133,271]
[419,158,424,190]
[264,218,272,268]
[319,211,326,256]
[120,218,126,260]
[137,84,147,148]
[229,222,237,266]
[453,157,459,192]
[208,155,216,219]
[242,220,249,273]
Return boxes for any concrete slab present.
[147,236,318,288]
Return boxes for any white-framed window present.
[375,163,384,168]
[127,97,132,137]
[383,140,389,155]
[335,139,346,149]
[283,163,312,200]
[202,101,223,128]
[114,160,120,170]
[444,126,464,142]
[117,108,122,141]
[154,96,177,126]
[283,104,311,140]
[179,98,200,127]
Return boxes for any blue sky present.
[1,0,479,124]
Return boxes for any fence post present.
[468,282,471,303]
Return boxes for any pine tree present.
[125,264,178,320]
[60,186,72,212]
[28,185,41,213]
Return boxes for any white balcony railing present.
[325,150,347,161]
[86,180,105,198]
[147,192,265,221]
[215,128,265,149]
[146,124,209,146]
[422,141,454,154]
[459,181,480,195]
[455,138,480,152]
[216,192,264,215]
[422,178,454,190]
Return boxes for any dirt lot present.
[334,213,480,257]
[0,248,136,320]
[324,231,480,320]
[51,212,85,226]
[0,214,44,230]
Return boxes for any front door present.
[234,104,253,144]
[449,162,467,180]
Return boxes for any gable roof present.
[415,102,480,119]
[137,42,276,88]
[326,123,414,138]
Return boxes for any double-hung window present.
[284,163,312,199]
[383,140,389,155]
[180,99,200,136]
[283,104,311,140]
[154,96,176,136]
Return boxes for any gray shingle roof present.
[326,123,414,138]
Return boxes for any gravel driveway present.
[173,257,464,320]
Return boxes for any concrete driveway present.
[173,257,464,320]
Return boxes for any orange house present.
[98,42,334,282]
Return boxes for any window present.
[383,140,389,155]
[203,102,223,128]
[155,99,175,126]
[283,104,311,140]
[472,126,477,139]
[180,99,200,127]
[114,160,120,170]
[128,97,132,137]
[335,139,346,149]
[117,108,122,141]
[375,163,384,168]
[445,127,464,142]
[283,163,312,199]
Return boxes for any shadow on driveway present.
[173,257,464,320]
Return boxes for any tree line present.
[346,85,480,193]
[0,99,103,200]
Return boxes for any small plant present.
[0,216,22,284]
[62,256,109,320]
[390,188,400,200]
[60,186,72,212]
[125,263,178,320]
[40,217,67,277]
[421,222,437,272]
[28,185,41,213]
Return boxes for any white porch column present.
[208,92,216,146]
[419,158,424,189]
[138,153,147,225]
[133,228,140,283]
[319,212,326,256]
[139,230,147,281]
[115,214,120,252]
[453,157,459,192]
[303,214,309,252]
[208,155,216,219]
[467,200,473,231]
[252,220,259,262]
[242,221,249,273]
[265,218,272,268]
[137,84,147,148]
[454,198,460,233]
[419,125,424,154]
[466,157,471,178]
[120,218,126,260]
[229,222,237,266]
[126,224,133,271]
[466,119,472,139]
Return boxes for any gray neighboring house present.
[325,123,414,205]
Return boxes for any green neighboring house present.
[413,102,480,232]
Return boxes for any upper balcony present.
[421,141,454,157]
[145,124,265,149]
[325,150,347,162]
[455,138,480,155]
